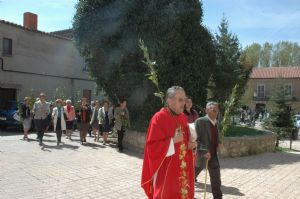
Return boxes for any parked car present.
[0,100,22,131]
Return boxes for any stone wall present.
[123,130,277,157]
[123,130,146,153]
[220,132,277,158]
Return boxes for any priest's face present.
[168,90,186,114]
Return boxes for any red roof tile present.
[250,67,300,79]
[51,29,73,39]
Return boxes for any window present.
[2,38,12,56]
[257,84,265,98]
[83,63,88,72]
[83,59,88,72]
[284,84,292,96]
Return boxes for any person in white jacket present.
[52,99,66,146]
[98,100,113,145]
[64,99,76,140]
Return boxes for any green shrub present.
[225,125,265,137]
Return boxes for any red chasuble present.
[141,108,195,199]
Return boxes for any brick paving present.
[0,130,300,199]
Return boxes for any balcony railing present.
[253,96,269,101]
[253,96,299,101]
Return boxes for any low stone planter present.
[123,130,146,153]
[123,130,277,157]
[220,132,277,158]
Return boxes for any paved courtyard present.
[0,130,299,199]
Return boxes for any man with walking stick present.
[195,101,223,199]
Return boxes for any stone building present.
[0,12,100,107]
[243,66,300,113]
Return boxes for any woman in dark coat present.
[21,97,32,140]
[77,98,92,144]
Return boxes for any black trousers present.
[34,119,47,143]
[195,155,222,199]
[56,130,62,143]
[117,127,125,150]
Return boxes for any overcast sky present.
[0,0,299,47]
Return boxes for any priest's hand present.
[188,141,197,150]
[203,152,211,160]
[173,128,183,143]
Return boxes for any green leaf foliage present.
[221,84,239,140]
[264,85,295,146]
[139,39,165,105]
[209,17,251,110]
[269,86,294,128]
[73,0,216,130]
[242,41,300,67]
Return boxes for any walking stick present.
[204,158,209,199]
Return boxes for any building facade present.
[244,67,300,113]
[0,12,100,106]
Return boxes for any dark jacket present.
[195,116,222,169]
[21,104,31,119]
[77,105,92,123]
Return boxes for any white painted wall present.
[0,21,102,101]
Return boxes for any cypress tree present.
[73,0,216,129]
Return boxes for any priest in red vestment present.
[141,86,197,199]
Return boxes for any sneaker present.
[39,141,43,146]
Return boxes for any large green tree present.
[242,43,261,67]
[267,85,295,146]
[141,0,215,105]
[260,42,273,67]
[273,41,300,66]
[208,17,250,107]
[243,41,300,67]
[73,0,216,129]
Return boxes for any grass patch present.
[225,125,265,137]
[275,146,299,153]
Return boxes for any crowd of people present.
[20,92,130,152]
[20,87,223,198]
[240,106,269,126]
